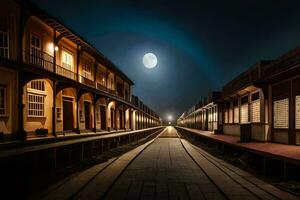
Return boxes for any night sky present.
[33,0,300,121]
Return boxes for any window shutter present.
[234,107,239,123]
[295,96,300,129]
[240,104,249,123]
[251,100,260,123]
[274,98,289,128]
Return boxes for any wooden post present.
[76,90,80,134]
[76,46,81,81]
[53,29,57,73]
[52,81,57,137]
[18,74,25,140]
[93,94,97,133]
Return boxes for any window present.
[28,94,45,117]
[240,96,249,123]
[274,98,289,128]
[296,96,300,129]
[233,100,239,123]
[27,80,45,117]
[234,107,239,123]
[224,110,228,124]
[0,17,9,59]
[62,50,73,71]
[0,86,7,116]
[98,70,106,86]
[229,104,233,123]
[29,80,45,91]
[208,108,212,122]
[82,63,92,80]
[240,104,249,123]
[30,34,42,65]
[251,93,260,123]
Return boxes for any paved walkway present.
[106,127,226,199]
[42,127,298,200]
[177,127,300,164]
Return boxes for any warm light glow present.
[143,53,157,68]
[167,115,173,121]
[49,43,58,52]
[168,122,171,125]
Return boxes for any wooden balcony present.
[23,50,54,72]
[78,75,95,87]
[56,64,76,80]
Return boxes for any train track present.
[37,127,298,200]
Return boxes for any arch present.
[115,103,125,130]
[107,100,116,131]
[23,78,53,136]
[131,109,137,130]
[78,92,94,132]
[55,87,77,134]
[95,97,108,131]
[124,107,131,130]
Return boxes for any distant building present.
[0,0,161,140]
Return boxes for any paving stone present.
[47,127,298,200]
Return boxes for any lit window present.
[240,104,249,123]
[98,70,106,86]
[0,17,9,59]
[250,92,260,123]
[229,105,233,123]
[234,107,239,123]
[62,50,73,71]
[240,96,249,124]
[296,96,300,129]
[224,110,228,124]
[29,80,45,91]
[274,98,289,128]
[27,80,46,117]
[0,86,7,116]
[82,63,92,80]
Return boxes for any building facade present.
[177,92,222,133]
[178,48,300,146]
[0,0,161,140]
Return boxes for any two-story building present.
[0,0,161,140]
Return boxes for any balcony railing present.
[108,88,116,95]
[79,74,95,87]
[22,50,131,101]
[23,50,54,72]
[96,82,107,91]
[56,64,76,80]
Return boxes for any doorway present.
[100,106,106,130]
[84,101,91,130]
[111,109,115,129]
[63,99,73,132]
[119,109,123,129]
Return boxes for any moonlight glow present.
[167,115,173,121]
[143,53,157,68]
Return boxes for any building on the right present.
[222,61,271,142]
[178,46,300,145]
[222,47,300,145]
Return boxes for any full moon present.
[143,53,157,68]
